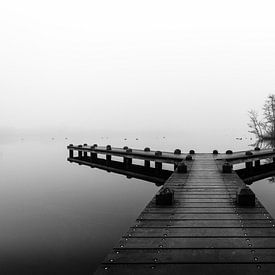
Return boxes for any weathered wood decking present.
[93,153,275,274]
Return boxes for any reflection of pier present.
[68,155,172,186]
[68,145,275,274]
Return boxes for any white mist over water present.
[1,0,275,273]
[1,1,275,134]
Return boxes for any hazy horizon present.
[1,1,275,134]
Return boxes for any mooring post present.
[174,149,181,170]
[78,145,83,158]
[223,162,232,173]
[236,186,255,207]
[177,161,187,173]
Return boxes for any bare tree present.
[248,94,275,140]
[248,110,263,139]
[263,94,275,139]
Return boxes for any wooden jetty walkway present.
[67,145,275,274]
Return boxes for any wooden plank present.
[123,228,275,237]
[69,145,186,163]
[115,237,275,249]
[142,208,266,213]
[138,213,271,220]
[102,248,275,263]
[133,220,275,228]
[94,152,275,274]
[95,263,275,275]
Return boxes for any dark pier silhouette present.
[68,144,275,274]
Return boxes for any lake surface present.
[1,132,275,274]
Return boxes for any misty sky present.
[1,0,275,133]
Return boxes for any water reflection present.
[249,139,275,183]
[67,155,173,187]
[1,134,275,274]
[0,139,159,274]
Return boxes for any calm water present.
[1,132,275,274]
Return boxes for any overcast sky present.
[1,0,275,134]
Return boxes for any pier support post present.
[144,147,150,168]
[236,187,255,207]
[155,151,162,173]
[90,152,97,161]
[144,160,150,168]
[77,145,83,158]
[254,160,260,167]
[106,154,111,165]
[155,162,162,172]
[83,144,88,158]
[124,157,132,169]
[69,145,74,158]
[156,188,174,205]
[245,161,253,169]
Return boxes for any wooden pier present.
[67,145,275,274]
